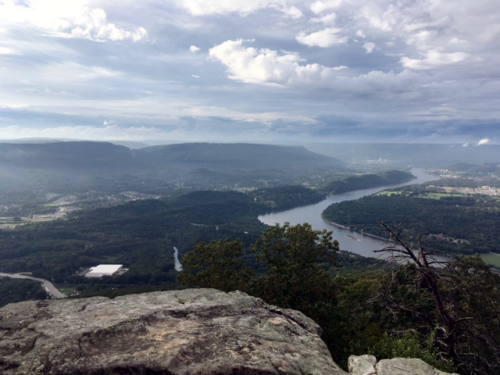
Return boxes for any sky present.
[0,0,499,144]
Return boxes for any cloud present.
[400,50,469,70]
[178,0,302,18]
[0,124,171,141]
[477,138,489,146]
[309,13,337,26]
[363,42,375,53]
[281,6,303,19]
[359,6,394,32]
[449,37,467,45]
[310,0,342,15]
[356,30,366,38]
[0,0,147,42]
[0,47,15,55]
[189,45,201,53]
[209,39,345,86]
[296,28,347,47]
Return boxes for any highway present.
[0,272,66,299]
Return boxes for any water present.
[173,247,183,271]
[258,168,440,259]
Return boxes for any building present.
[85,264,123,278]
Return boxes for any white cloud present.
[296,28,347,47]
[363,42,375,53]
[209,39,345,86]
[189,45,201,53]
[406,30,437,48]
[310,13,337,26]
[0,124,169,141]
[356,30,366,38]
[401,50,469,70]
[178,0,302,18]
[0,46,15,55]
[449,37,467,45]
[359,6,394,32]
[0,0,147,42]
[40,62,121,83]
[310,0,342,15]
[477,138,489,146]
[281,6,303,19]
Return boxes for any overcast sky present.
[0,0,499,144]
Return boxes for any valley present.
[1,140,500,374]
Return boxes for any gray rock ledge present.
[0,289,347,375]
[348,355,459,375]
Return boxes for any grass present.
[417,193,466,200]
[0,224,19,228]
[375,191,403,196]
[480,252,500,268]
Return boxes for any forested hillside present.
[322,170,414,194]
[0,278,48,307]
[322,189,500,254]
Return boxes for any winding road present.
[0,272,66,299]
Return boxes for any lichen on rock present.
[0,289,347,375]
[348,355,459,375]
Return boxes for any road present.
[0,272,66,299]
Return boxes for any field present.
[375,191,403,196]
[417,193,466,199]
[480,252,500,268]
[375,191,466,199]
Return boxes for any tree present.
[251,222,339,317]
[177,238,253,292]
[374,222,500,374]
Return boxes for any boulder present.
[376,357,459,375]
[0,289,347,375]
[348,355,376,375]
[348,356,459,375]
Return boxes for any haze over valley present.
[1,1,500,373]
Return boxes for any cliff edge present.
[0,289,345,375]
[0,289,459,375]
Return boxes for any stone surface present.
[0,288,347,375]
[375,358,459,375]
[348,355,376,375]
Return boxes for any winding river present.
[258,168,440,259]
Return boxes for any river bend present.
[258,168,439,258]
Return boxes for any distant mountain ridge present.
[0,141,349,192]
[137,143,345,169]
[0,141,345,171]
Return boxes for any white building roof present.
[86,264,122,277]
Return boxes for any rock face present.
[348,355,459,375]
[0,289,347,375]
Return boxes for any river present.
[258,168,440,259]
[173,247,183,272]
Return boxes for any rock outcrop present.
[0,289,460,375]
[0,289,346,375]
[348,355,459,375]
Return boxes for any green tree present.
[251,223,341,357]
[374,223,500,374]
[177,238,253,292]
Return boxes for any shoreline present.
[321,215,389,242]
